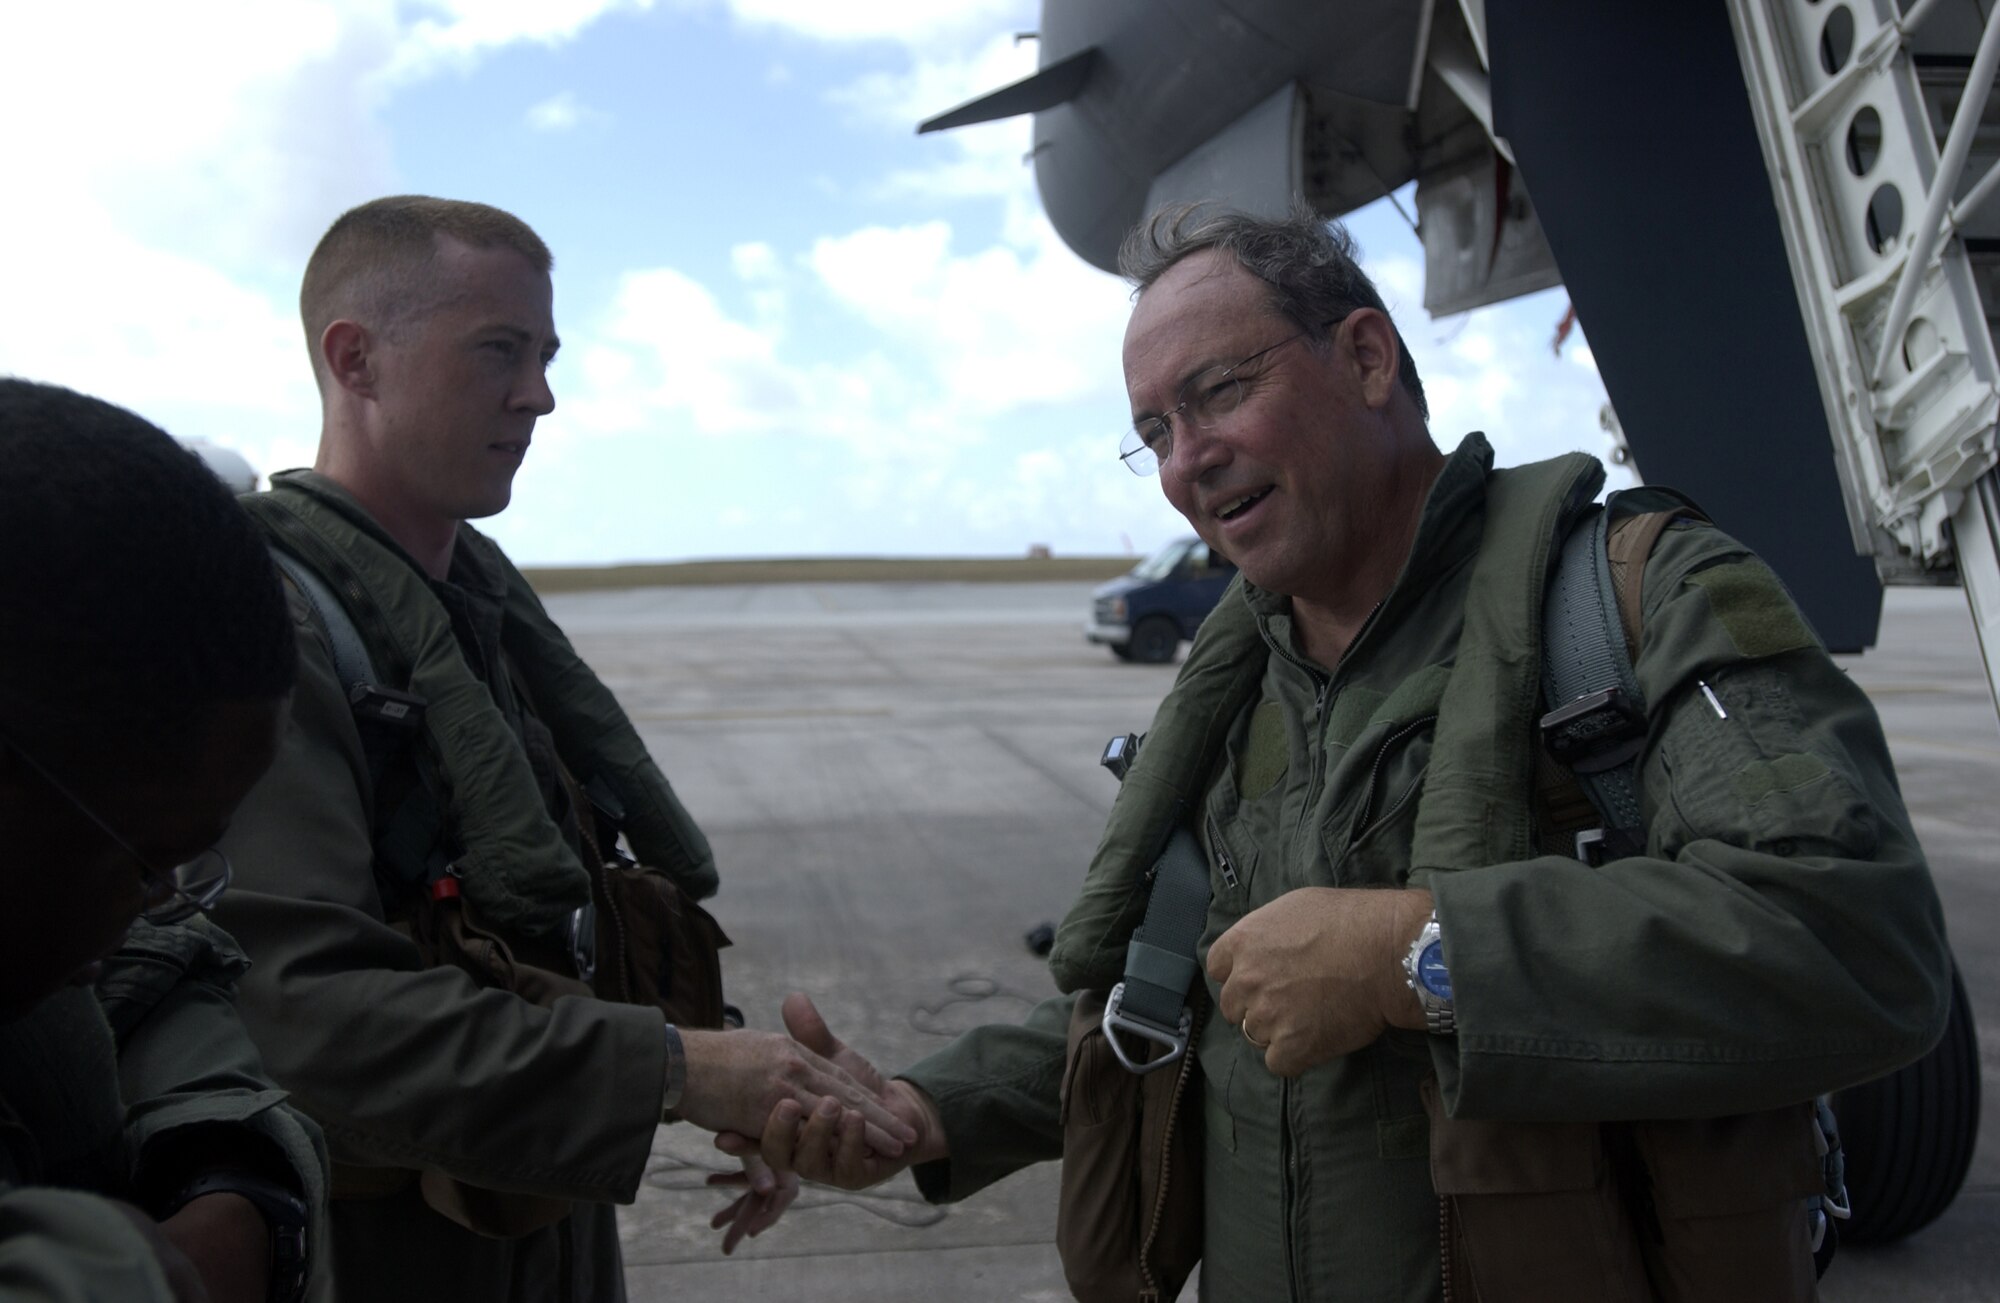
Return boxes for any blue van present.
[1085,536,1237,663]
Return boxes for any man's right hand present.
[713,993,947,1190]
[675,1015,920,1158]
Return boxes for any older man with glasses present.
[0,377,326,1303]
[736,204,1951,1303]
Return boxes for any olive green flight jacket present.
[903,436,1951,1302]
[214,475,676,1302]
[0,920,328,1301]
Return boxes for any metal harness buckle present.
[1101,981,1192,1075]
[1539,687,1648,773]
[1808,1096,1852,1255]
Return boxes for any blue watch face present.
[1417,940,1453,1000]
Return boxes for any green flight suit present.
[213,476,677,1302]
[903,436,1951,1301]
[0,919,328,1301]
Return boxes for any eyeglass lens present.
[1120,371,1243,477]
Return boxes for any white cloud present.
[827,28,1033,129]
[724,0,1020,47]
[525,90,606,131]
[564,266,827,441]
[806,215,1129,415]
[0,0,648,481]
[730,242,781,282]
[387,0,659,80]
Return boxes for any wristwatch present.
[1402,910,1456,1035]
[661,1021,687,1115]
[166,1170,309,1303]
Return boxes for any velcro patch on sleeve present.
[1733,752,1832,806]
[1685,560,1817,658]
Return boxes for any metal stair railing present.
[1728,0,2000,716]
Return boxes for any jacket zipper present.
[1439,1194,1456,1302]
[1288,674,1334,849]
[1205,814,1240,890]
[1137,1001,1205,1302]
[594,857,633,1002]
[1352,714,1439,843]
[1281,598,1386,852]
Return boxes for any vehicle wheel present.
[1109,643,1138,662]
[1832,959,1980,1244]
[1128,616,1180,664]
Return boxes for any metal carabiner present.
[1101,981,1193,1074]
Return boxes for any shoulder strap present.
[270,548,379,693]
[269,546,442,894]
[1538,489,1708,861]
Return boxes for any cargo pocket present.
[1628,1107,1822,1303]
[1421,1078,1654,1303]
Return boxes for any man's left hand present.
[1208,886,1434,1077]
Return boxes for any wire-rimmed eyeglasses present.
[0,728,232,925]
[1118,318,1343,476]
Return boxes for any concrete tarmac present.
[546,580,1999,1302]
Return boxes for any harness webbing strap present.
[1540,506,1648,858]
[271,546,445,894]
[271,548,379,691]
[1119,831,1210,1027]
[1102,824,1209,1074]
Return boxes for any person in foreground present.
[732,206,1954,1301]
[0,378,327,1302]
[209,196,912,1301]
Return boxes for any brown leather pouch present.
[588,859,730,1028]
[1423,1080,1822,1303]
[1056,989,1203,1303]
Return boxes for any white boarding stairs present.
[1728,0,2000,718]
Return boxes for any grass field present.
[520,555,1138,593]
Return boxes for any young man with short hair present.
[214,196,910,1300]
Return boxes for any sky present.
[4,1,1621,566]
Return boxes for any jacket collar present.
[265,469,507,599]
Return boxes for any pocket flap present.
[1634,1106,1823,1218]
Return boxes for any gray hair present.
[1118,203,1428,420]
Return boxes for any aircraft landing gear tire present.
[1128,616,1180,664]
[1833,958,1981,1244]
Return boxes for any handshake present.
[674,993,944,1253]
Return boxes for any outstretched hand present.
[674,1014,918,1157]
[714,993,945,1192]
